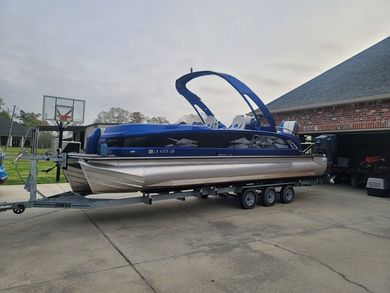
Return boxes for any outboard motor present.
[315,134,337,183]
[278,121,299,136]
[315,134,337,167]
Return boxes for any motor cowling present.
[315,134,337,166]
[279,121,299,136]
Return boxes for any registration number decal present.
[148,149,175,155]
[54,203,72,208]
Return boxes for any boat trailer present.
[0,130,315,214]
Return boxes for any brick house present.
[264,36,390,170]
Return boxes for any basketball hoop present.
[55,106,73,125]
[42,95,86,182]
[56,114,72,122]
[42,95,85,125]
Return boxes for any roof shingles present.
[0,119,29,136]
[267,37,390,111]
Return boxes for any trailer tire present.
[261,187,277,206]
[239,189,257,209]
[13,204,25,214]
[280,185,295,204]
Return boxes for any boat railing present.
[302,142,315,154]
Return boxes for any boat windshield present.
[0,153,4,165]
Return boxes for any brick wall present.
[271,97,390,133]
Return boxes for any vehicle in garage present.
[331,133,390,188]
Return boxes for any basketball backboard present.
[42,95,85,123]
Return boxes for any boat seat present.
[229,115,257,130]
[278,121,299,135]
[204,116,219,129]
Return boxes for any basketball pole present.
[56,121,64,183]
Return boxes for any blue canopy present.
[175,71,276,132]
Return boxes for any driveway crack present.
[260,239,374,293]
[83,211,157,293]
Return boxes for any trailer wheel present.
[280,185,295,204]
[239,189,257,209]
[261,187,277,206]
[13,204,25,214]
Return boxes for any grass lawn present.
[1,147,67,185]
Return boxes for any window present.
[247,134,289,149]
[214,132,245,148]
[106,132,214,148]
[105,131,290,150]
[214,131,289,149]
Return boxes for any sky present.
[1,0,389,126]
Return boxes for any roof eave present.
[267,93,390,114]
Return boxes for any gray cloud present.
[272,62,319,73]
[1,0,389,124]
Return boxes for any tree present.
[146,116,169,124]
[95,107,133,123]
[94,107,169,124]
[176,114,202,124]
[38,132,54,148]
[0,97,10,120]
[0,111,10,120]
[129,111,146,123]
[18,110,48,127]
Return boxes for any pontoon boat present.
[65,71,327,194]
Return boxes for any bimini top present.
[175,70,276,132]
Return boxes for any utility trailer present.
[0,149,315,215]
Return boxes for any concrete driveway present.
[0,183,389,293]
